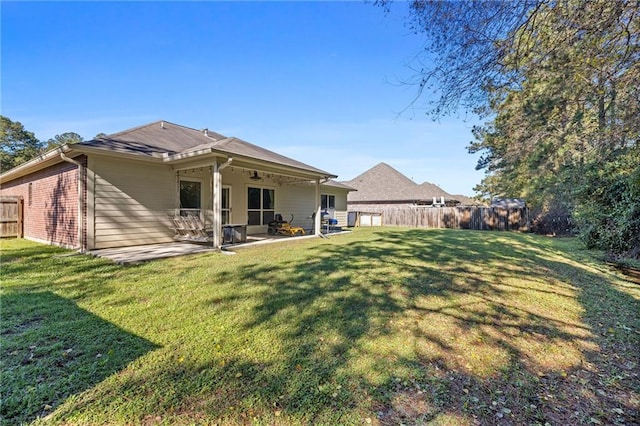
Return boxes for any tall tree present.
[376,0,539,115]
[0,116,43,172]
[468,0,640,254]
[44,132,84,151]
[380,0,640,256]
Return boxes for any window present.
[247,186,275,225]
[221,186,231,225]
[321,194,335,210]
[180,179,202,217]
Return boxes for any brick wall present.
[0,156,87,249]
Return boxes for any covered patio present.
[173,160,330,249]
[0,120,354,254]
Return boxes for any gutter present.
[60,152,86,254]
[0,146,69,183]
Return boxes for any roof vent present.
[161,121,165,129]
[203,128,209,137]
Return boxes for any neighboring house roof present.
[415,181,451,201]
[1,120,337,182]
[452,194,487,206]
[341,162,456,203]
[490,198,527,208]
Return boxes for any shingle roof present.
[322,180,356,191]
[416,181,451,200]
[83,121,225,156]
[78,120,335,177]
[180,136,332,175]
[453,194,486,206]
[490,198,526,208]
[341,162,456,203]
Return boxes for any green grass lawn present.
[1,228,639,425]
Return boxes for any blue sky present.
[1,1,485,195]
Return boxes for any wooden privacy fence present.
[356,206,530,231]
[1,196,24,238]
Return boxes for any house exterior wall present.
[267,183,350,230]
[199,169,350,234]
[1,153,347,250]
[170,167,346,236]
[214,170,316,234]
[176,167,212,227]
[0,157,86,248]
[320,186,350,227]
[327,188,349,211]
[321,187,349,212]
[218,167,255,228]
[277,184,317,231]
[90,155,175,249]
[178,166,280,233]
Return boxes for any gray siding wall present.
[88,158,350,248]
[278,184,350,229]
[321,186,350,227]
[90,156,175,249]
[277,184,317,231]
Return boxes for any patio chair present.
[169,214,210,242]
[184,214,210,241]
[169,215,191,241]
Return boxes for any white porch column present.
[314,179,321,236]
[212,161,222,248]
[211,157,233,249]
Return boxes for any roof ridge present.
[71,120,334,177]
[104,120,223,140]
[103,120,165,139]
[348,162,417,185]
[382,163,417,186]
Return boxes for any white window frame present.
[247,185,276,226]
[321,193,335,210]
[178,177,204,220]
[221,185,232,225]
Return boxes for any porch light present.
[250,171,262,181]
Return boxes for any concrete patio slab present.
[88,230,350,264]
[88,242,216,264]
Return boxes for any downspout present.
[60,152,86,253]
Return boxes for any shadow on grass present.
[210,229,638,424]
[0,291,159,425]
[4,229,638,424]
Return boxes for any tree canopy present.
[381,0,640,257]
[45,132,84,151]
[0,117,91,174]
[0,116,43,172]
